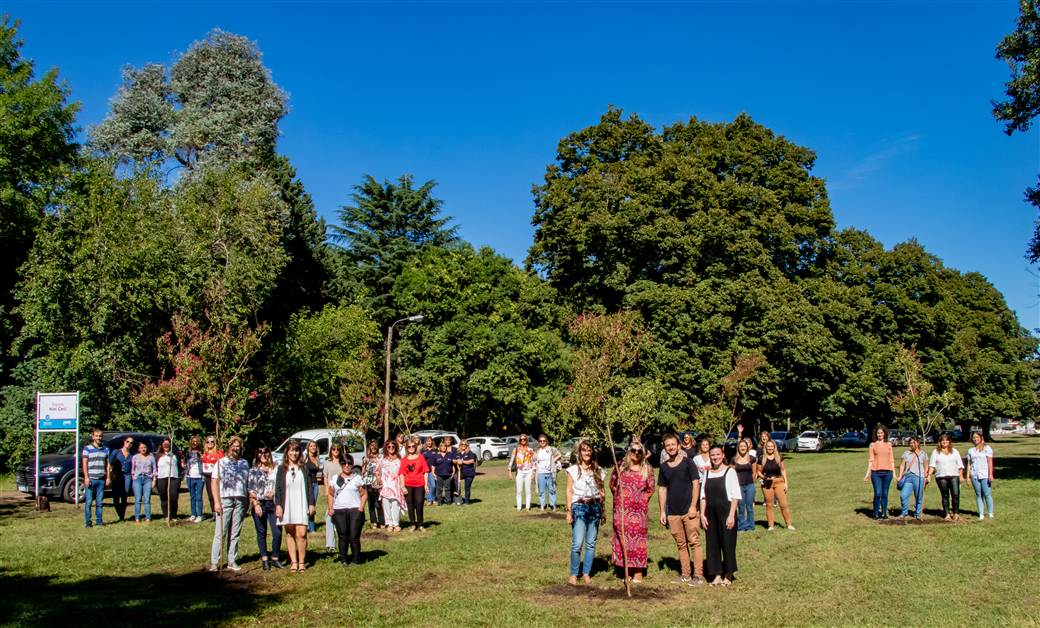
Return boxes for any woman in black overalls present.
[699,443,739,586]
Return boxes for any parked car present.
[770,431,798,452]
[466,436,510,461]
[796,431,826,452]
[558,437,581,467]
[272,428,365,470]
[503,435,538,456]
[820,430,837,447]
[15,431,178,503]
[838,431,867,447]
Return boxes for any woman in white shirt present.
[275,441,316,572]
[928,434,964,521]
[966,432,995,519]
[155,438,181,521]
[691,438,711,481]
[248,446,283,571]
[328,459,368,566]
[535,435,561,512]
[699,444,740,587]
[565,440,606,585]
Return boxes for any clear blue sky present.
[10,1,1040,329]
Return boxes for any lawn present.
[1,437,1037,627]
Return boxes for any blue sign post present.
[35,392,80,505]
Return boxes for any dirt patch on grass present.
[523,511,567,520]
[544,583,678,600]
[876,517,971,526]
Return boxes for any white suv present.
[272,428,366,469]
[467,437,511,461]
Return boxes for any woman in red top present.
[200,436,224,520]
[399,438,430,532]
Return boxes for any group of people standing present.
[562,432,797,588]
[865,426,997,521]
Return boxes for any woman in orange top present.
[863,425,895,520]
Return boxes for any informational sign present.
[37,392,79,431]
[35,391,81,504]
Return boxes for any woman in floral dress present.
[610,443,656,583]
[377,440,404,532]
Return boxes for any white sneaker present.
[988,513,995,519]
[208,564,218,572]
[227,563,242,572]
[979,514,985,520]
[787,525,796,531]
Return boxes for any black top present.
[657,456,698,516]
[304,458,322,485]
[733,460,755,486]
[761,457,782,478]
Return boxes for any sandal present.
[290,563,299,573]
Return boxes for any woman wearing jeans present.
[864,426,895,520]
[966,432,995,519]
[131,441,155,524]
[248,446,283,571]
[185,436,205,522]
[361,440,385,528]
[731,440,756,531]
[565,440,605,585]
[896,436,928,519]
[929,433,964,521]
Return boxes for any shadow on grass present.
[993,455,1038,481]
[0,565,279,627]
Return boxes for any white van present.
[272,428,367,470]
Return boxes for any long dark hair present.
[875,424,890,443]
[575,440,604,493]
[253,444,272,468]
[282,439,302,470]
[329,442,348,466]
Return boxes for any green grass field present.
[1,437,1037,627]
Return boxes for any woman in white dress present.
[275,440,315,572]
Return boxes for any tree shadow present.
[993,455,1037,481]
[0,565,279,626]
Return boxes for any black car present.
[15,431,178,503]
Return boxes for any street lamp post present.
[383,314,424,442]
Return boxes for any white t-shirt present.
[700,467,741,501]
[156,453,179,479]
[692,454,711,481]
[966,446,993,480]
[331,473,364,510]
[535,448,555,474]
[566,464,605,503]
[929,449,964,478]
[214,457,249,498]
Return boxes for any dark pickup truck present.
[15,431,176,503]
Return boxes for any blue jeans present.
[537,473,557,509]
[188,477,205,518]
[871,470,892,518]
[899,473,924,517]
[84,479,105,527]
[133,475,152,520]
[971,477,994,516]
[426,473,436,504]
[252,499,281,560]
[738,483,756,531]
[308,483,319,532]
[569,501,602,577]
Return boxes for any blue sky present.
[10,1,1040,328]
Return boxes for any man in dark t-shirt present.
[658,433,705,585]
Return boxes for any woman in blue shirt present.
[434,441,456,505]
[109,435,135,521]
[455,441,478,504]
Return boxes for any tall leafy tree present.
[993,0,1040,261]
[331,174,459,324]
[0,17,78,387]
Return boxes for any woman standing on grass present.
[378,441,404,532]
[248,446,283,571]
[455,440,478,504]
[509,435,536,511]
[929,434,964,521]
[732,440,756,531]
[329,458,367,566]
[155,437,181,521]
[275,440,315,573]
[201,436,223,520]
[700,444,740,587]
[691,438,711,481]
[185,436,205,523]
[566,440,605,585]
[756,440,794,530]
[966,432,995,519]
[131,440,155,524]
[304,440,323,533]
[610,443,655,584]
[422,437,438,507]
[361,440,385,528]
[109,435,134,521]
[400,438,430,531]
[896,436,928,520]
[864,426,895,520]
[323,444,348,550]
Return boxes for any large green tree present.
[0,17,78,388]
[994,0,1040,261]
